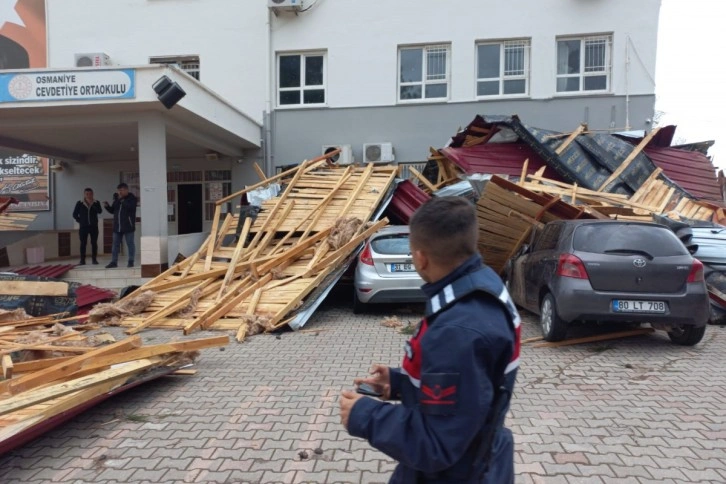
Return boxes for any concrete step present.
[62,265,150,291]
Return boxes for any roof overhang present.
[0,65,262,162]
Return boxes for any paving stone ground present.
[1,290,724,484]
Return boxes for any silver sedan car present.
[353,226,426,313]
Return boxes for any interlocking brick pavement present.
[0,293,724,483]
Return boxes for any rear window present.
[371,234,410,255]
[573,224,687,257]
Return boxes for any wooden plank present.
[180,233,212,279]
[2,355,12,380]
[236,289,263,343]
[204,205,223,271]
[630,168,663,203]
[554,124,586,155]
[191,274,273,334]
[11,356,73,374]
[518,158,529,186]
[532,328,655,348]
[4,336,142,395]
[599,127,662,191]
[253,163,267,182]
[409,167,437,193]
[125,280,215,335]
[0,358,161,416]
[79,336,229,372]
[217,217,253,300]
[0,281,68,297]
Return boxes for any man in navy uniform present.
[340,196,520,483]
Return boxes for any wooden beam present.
[409,167,437,193]
[217,217,253,300]
[598,127,662,191]
[554,124,586,155]
[0,358,161,416]
[237,289,263,343]
[0,281,68,297]
[5,336,142,395]
[532,328,655,348]
[253,163,267,182]
[518,158,529,186]
[204,204,223,271]
[2,355,13,380]
[313,218,389,273]
[180,233,212,279]
[12,356,73,373]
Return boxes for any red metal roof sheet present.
[441,143,563,180]
[644,147,723,202]
[13,264,75,279]
[387,180,431,224]
[76,285,116,310]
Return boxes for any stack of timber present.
[0,310,227,454]
[0,198,37,231]
[406,148,463,194]
[477,176,602,274]
[119,154,398,341]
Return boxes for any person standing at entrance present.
[103,183,138,268]
[72,188,102,265]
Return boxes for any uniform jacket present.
[348,255,521,483]
[104,193,137,233]
[72,200,102,229]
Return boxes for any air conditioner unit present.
[268,0,303,12]
[74,53,111,67]
[322,144,353,166]
[363,143,395,164]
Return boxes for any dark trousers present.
[79,226,99,261]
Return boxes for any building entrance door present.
[177,184,203,234]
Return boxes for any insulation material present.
[88,291,156,325]
[327,217,364,251]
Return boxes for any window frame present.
[555,34,613,95]
[475,39,531,99]
[397,43,451,104]
[276,51,327,109]
[149,55,200,81]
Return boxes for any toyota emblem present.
[633,258,647,268]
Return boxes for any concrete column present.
[137,114,169,277]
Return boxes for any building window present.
[556,35,612,93]
[204,170,232,221]
[277,52,326,106]
[477,39,530,97]
[398,44,450,102]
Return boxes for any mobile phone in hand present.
[356,383,383,397]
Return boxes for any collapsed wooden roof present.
[119,154,398,341]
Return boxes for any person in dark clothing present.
[103,183,137,268]
[340,197,521,483]
[72,188,102,265]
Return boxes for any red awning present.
[387,180,431,224]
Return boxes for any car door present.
[524,223,564,311]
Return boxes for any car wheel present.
[353,289,365,314]
[540,293,568,342]
[667,325,706,346]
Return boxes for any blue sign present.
[0,69,136,103]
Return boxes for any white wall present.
[272,0,660,108]
[46,0,269,123]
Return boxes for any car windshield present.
[371,234,410,255]
[573,224,687,257]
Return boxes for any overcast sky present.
[656,0,724,169]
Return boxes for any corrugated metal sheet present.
[76,285,116,309]
[441,143,562,180]
[644,147,723,202]
[13,264,75,279]
[387,180,431,224]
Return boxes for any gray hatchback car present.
[353,226,425,313]
[506,220,709,345]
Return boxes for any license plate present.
[390,263,415,272]
[613,300,667,313]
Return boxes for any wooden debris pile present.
[119,153,398,341]
[0,197,37,231]
[476,176,602,274]
[0,310,228,454]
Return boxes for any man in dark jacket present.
[103,183,137,268]
[72,188,102,265]
[340,197,521,483]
